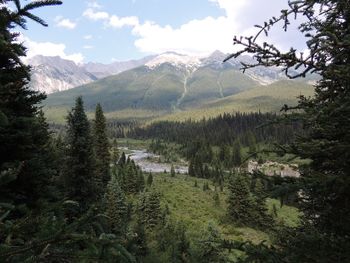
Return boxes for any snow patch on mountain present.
[146,52,201,73]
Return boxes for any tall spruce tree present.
[170,164,176,177]
[111,138,119,165]
[147,172,153,187]
[93,103,110,191]
[252,179,273,228]
[227,174,255,226]
[0,0,62,207]
[144,190,161,229]
[224,0,350,260]
[231,140,242,167]
[105,174,128,234]
[64,97,97,208]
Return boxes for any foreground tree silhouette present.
[225,0,350,261]
[0,0,62,206]
[0,2,136,262]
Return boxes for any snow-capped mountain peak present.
[145,52,201,73]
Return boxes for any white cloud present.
[55,16,77,29]
[109,15,139,28]
[83,5,139,29]
[83,45,94,49]
[87,1,102,9]
[20,36,84,64]
[79,0,255,55]
[84,34,93,40]
[81,0,306,56]
[130,0,306,55]
[83,8,109,21]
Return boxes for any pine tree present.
[64,97,97,208]
[203,164,210,178]
[147,172,153,186]
[124,164,137,194]
[105,174,128,234]
[227,174,255,225]
[93,103,110,191]
[231,140,242,167]
[0,0,61,206]
[252,179,273,228]
[218,145,231,168]
[246,131,257,155]
[136,170,145,192]
[130,217,148,260]
[111,138,119,165]
[144,190,161,229]
[188,160,195,176]
[118,152,126,166]
[170,164,176,177]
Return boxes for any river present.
[123,148,188,174]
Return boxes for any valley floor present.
[142,172,300,262]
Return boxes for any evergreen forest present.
[0,0,349,262]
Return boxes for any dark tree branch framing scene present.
[0,0,349,262]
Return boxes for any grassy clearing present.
[151,173,300,244]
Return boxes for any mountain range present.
[28,55,156,94]
[40,51,316,123]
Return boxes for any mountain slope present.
[45,56,262,113]
[152,80,314,122]
[28,55,155,94]
[44,52,315,123]
[29,55,98,94]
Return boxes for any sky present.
[16,0,307,64]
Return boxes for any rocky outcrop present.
[248,160,300,178]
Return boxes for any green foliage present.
[170,164,176,177]
[111,138,120,165]
[252,179,273,229]
[118,152,126,166]
[137,190,162,230]
[105,174,128,234]
[147,172,153,187]
[128,218,148,260]
[64,97,97,208]
[116,157,145,195]
[227,174,256,226]
[202,182,210,191]
[0,202,136,262]
[231,140,242,167]
[225,0,350,260]
[213,191,220,206]
[0,0,62,206]
[93,103,110,191]
[156,221,192,263]
[219,145,231,168]
[0,2,137,262]
[195,222,228,263]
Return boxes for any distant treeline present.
[49,120,138,138]
[130,112,303,147]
